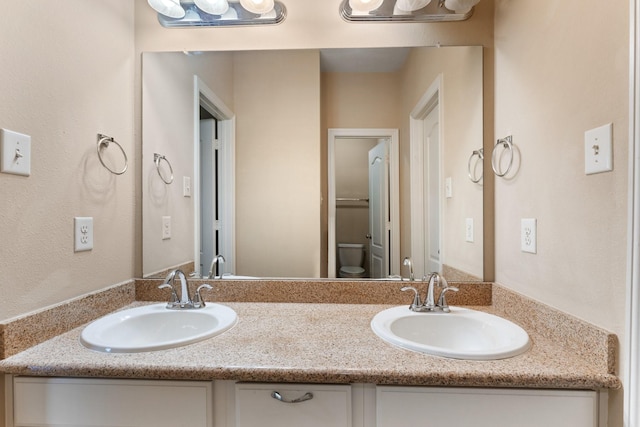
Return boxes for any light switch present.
[445,177,452,199]
[0,128,31,176]
[183,176,191,197]
[585,123,613,175]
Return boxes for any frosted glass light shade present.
[395,0,431,12]
[148,0,186,18]
[239,0,275,14]
[444,0,480,14]
[349,0,384,12]
[195,0,229,15]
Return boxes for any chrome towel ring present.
[467,148,484,183]
[491,135,514,177]
[154,153,174,184]
[97,134,128,175]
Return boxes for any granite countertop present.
[0,301,621,390]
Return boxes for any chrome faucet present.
[158,269,212,309]
[401,272,459,313]
[208,254,225,279]
[403,257,415,281]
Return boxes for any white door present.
[423,108,442,273]
[199,119,217,277]
[368,141,388,278]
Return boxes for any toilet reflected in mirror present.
[337,243,367,278]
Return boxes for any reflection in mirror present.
[142,46,484,280]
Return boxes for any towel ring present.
[491,135,514,177]
[154,153,174,184]
[97,134,128,175]
[467,148,484,183]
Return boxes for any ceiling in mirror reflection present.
[141,46,484,281]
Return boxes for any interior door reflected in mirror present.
[142,46,484,280]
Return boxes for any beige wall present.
[0,0,135,321]
[141,52,234,277]
[494,1,629,425]
[398,46,484,279]
[233,50,321,277]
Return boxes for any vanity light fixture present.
[339,0,480,22]
[152,0,286,27]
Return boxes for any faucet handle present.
[193,284,213,308]
[401,286,422,310]
[437,286,459,313]
[158,283,179,306]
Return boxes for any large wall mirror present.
[142,46,484,281]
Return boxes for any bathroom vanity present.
[0,281,620,427]
[8,378,603,427]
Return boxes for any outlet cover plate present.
[521,218,537,254]
[465,218,474,242]
[74,217,94,252]
[162,216,171,240]
[0,129,31,176]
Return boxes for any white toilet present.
[337,243,366,278]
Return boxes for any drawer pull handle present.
[271,391,314,403]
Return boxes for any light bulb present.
[195,0,229,15]
[239,0,275,14]
[444,0,480,14]
[148,0,186,18]
[395,0,431,12]
[349,0,384,12]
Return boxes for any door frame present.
[410,74,443,279]
[193,76,236,276]
[328,128,400,278]
[626,0,640,424]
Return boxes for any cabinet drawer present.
[12,377,212,427]
[377,386,600,427]
[235,383,351,427]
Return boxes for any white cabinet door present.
[235,383,351,427]
[11,377,212,427]
[377,386,602,427]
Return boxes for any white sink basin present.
[371,305,530,360]
[80,303,237,353]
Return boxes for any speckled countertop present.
[0,280,621,390]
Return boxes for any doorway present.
[193,76,236,277]
[328,128,400,279]
[410,75,443,279]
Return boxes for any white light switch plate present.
[74,217,94,252]
[183,176,191,197]
[0,128,31,176]
[445,177,452,198]
[521,218,537,254]
[585,123,613,175]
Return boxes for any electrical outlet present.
[74,217,93,252]
[521,218,537,254]
[465,218,474,242]
[162,216,171,240]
